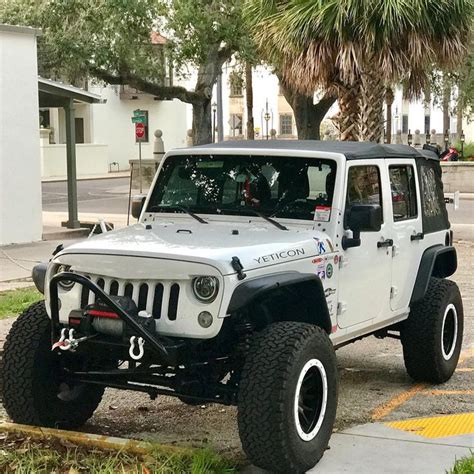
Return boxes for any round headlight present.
[56,265,75,290]
[192,276,219,302]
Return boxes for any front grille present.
[79,274,181,320]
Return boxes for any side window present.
[345,165,382,229]
[389,165,417,221]
[346,165,382,206]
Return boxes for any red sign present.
[135,122,145,140]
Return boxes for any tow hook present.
[129,336,145,360]
[52,328,95,352]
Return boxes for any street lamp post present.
[407,129,413,146]
[212,102,217,143]
[264,99,271,140]
[425,130,431,145]
[444,129,450,151]
[460,130,465,159]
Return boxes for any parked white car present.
[1,141,463,473]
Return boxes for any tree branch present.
[90,67,205,105]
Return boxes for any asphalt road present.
[42,177,474,225]
[42,177,131,215]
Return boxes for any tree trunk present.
[245,62,254,140]
[280,85,335,139]
[385,87,394,144]
[192,99,213,145]
[443,80,451,135]
[333,82,360,141]
[358,71,385,142]
[191,50,229,145]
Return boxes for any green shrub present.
[452,140,474,160]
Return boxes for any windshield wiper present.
[149,205,208,224]
[244,209,288,231]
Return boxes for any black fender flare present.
[410,245,457,304]
[32,262,48,294]
[227,272,332,333]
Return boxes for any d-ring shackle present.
[129,336,145,360]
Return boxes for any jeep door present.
[337,161,393,329]
[386,160,423,312]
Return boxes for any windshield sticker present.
[314,206,331,222]
[196,161,224,169]
[317,270,326,280]
[254,248,305,264]
[326,263,334,279]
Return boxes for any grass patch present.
[0,432,236,473]
[0,287,43,319]
[447,452,474,474]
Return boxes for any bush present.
[452,140,474,160]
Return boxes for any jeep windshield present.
[147,154,337,221]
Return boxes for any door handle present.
[410,232,424,241]
[377,238,393,248]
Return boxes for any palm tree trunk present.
[245,62,254,140]
[385,88,394,144]
[358,71,385,142]
[332,82,360,141]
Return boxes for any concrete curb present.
[0,422,193,457]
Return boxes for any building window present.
[279,114,293,135]
[229,114,243,136]
[424,115,430,134]
[75,118,85,144]
[229,72,243,97]
[402,114,409,134]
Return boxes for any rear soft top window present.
[416,158,449,234]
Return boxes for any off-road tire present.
[401,278,463,383]
[1,301,104,428]
[238,322,338,473]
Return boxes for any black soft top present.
[194,140,439,161]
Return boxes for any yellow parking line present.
[425,390,474,396]
[372,347,474,421]
[456,368,474,372]
[386,413,474,438]
[372,383,428,421]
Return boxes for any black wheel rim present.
[442,304,458,360]
[294,359,328,441]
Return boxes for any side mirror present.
[131,194,146,219]
[342,204,382,250]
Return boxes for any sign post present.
[132,110,147,193]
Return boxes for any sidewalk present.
[311,417,472,473]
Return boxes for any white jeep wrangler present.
[1,141,463,473]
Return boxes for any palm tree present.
[245,0,472,142]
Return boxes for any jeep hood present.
[57,221,332,275]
